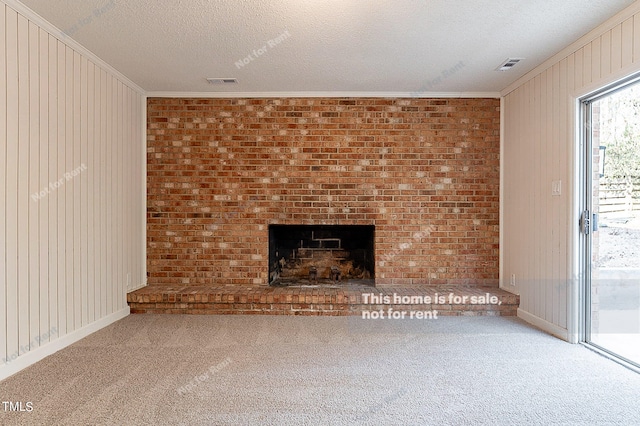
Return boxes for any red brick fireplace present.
[146,97,500,288]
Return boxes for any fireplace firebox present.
[268,225,375,286]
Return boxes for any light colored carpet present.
[1,315,639,425]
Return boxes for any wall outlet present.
[510,274,516,286]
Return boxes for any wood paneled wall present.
[1,2,145,378]
[502,3,640,340]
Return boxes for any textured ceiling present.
[17,0,637,94]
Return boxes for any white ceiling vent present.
[206,78,238,84]
[495,58,524,71]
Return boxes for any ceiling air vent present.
[495,58,524,71]
[206,78,238,84]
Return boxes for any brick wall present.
[147,97,500,287]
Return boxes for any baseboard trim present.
[0,308,130,382]
[517,308,569,342]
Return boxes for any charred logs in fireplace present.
[330,266,341,282]
[268,225,374,286]
[269,249,370,285]
[309,267,318,282]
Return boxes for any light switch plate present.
[552,180,562,196]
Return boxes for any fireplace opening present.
[268,225,375,286]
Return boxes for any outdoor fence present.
[599,176,640,215]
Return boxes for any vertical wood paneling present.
[124,87,131,293]
[0,4,7,363]
[116,81,123,310]
[552,64,567,320]
[28,21,40,350]
[6,7,19,362]
[17,13,30,353]
[100,68,107,319]
[503,9,640,334]
[634,14,640,63]
[64,45,73,333]
[551,60,560,324]
[80,55,88,327]
[72,50,81,330]
[509,87,521,307]
[537,70,547,322]
[523,81,533,312]
[96,68,105,319]
[47,34,58,336]
[54,42,71,335]
[38,28,50,345]
[543,67,553,323]
[56,39,66,337]
[557,57,569,328]
[564,53,576,332]
[87,60,95,323]
[530,76,541,317]
[611,24,623,73]
[131,92,136,291]
[583,43,593,85]
[621,18,633,68]
[592,37,602,82]
[516,86,528,311]
[512,85,522,310]
[1,4,144,372]
[601,30,612,76]
[112,80,119,310]
[105,74,113,314]
[574,49,584,89]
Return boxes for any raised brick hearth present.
[135,96,513,316]
[127,285,519,316]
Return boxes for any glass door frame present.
[578,75,640,373]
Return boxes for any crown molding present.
[147,91,500,99]
[3,0,146,95]
[501,0,640,96]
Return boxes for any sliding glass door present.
[583,80,640,368]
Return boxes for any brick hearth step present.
[127,284,519,316]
